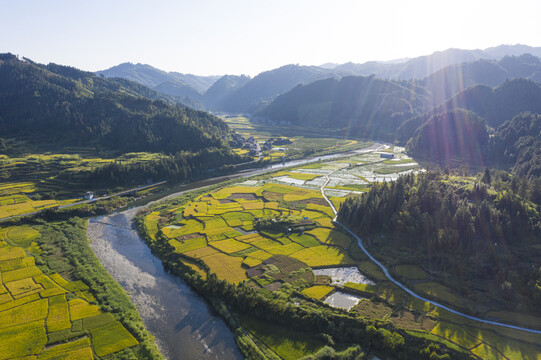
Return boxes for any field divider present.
[320,164,541,335]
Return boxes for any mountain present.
[0,53,231,154]
[421,54,541,107]
[491,112,541,178]
[484,44,541,59]
[405,109,489,165]
[437,78,541,128]
[152,80,203,100]
[329,44,541,81]
[201,74,251,110]
[97,62,219,92]
[259,75,429,140]
[96,63,220,107]
[211,64,346,113]
[397,78,541,145]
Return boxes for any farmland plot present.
[0,225,139,359]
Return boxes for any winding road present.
[319,166,541,335]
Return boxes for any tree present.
[481,167,491,185]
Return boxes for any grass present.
[306,228,351,248]
[201,253,247,283]
[290,246,354,267]
[0,320,47,358]
[211,238,251,254]
[38,338,93,360]
[343,282,376,293]
[394,264,429,280]
[242,257,262,268]
[82,312,117,331]
[90,322,139,357]
[288,233,320,247]
[240,315,326,360]
[4,277,43,298]
[273,171,322,181]
[431,322,482,350]
[301,285,335,300]
[46,295,71,332]
[68,299,102,321]
[0,298,48,329]
[5,226,40,247]
[169,237,207,253]
[373,165,419,174]
[2,266,42,283]
[264,242,304,256]
[184,246,220,258]
[413,282,461,304]
[484,310,541,330]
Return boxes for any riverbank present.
[88,209,242,360]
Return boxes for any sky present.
[1,0,541,76]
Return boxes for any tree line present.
[338,169,541,312]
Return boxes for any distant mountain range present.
[323,44,541,79]
[98,44,541,115]
[72,44,541,173]
[96,62,221,105]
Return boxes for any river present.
[86,142,387,359]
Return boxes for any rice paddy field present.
[141,145,541,360]
[222,115,373,161]
[0,225,139,359]
[0,151,170,221]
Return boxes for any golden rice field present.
[0,225,138,359]
[301,285,334,300]
[140,147,541,360]
[144,180,356,285]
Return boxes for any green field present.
[135,146,541,360]
[0,224,142,359]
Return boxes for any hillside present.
[491,112,541,178]
[0,54,231,154]
[421,54,541,107]
[405,109,489,165]
[211,64,344,113]
[338,169,541,315]
[96,62,219,92]
[436,78,541,128]
[201,74,251,110]
[259,75,429,140]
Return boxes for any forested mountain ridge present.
[200,74,251,110]
[0,53,232,154]
[490,112,541,178]
[259,75,430,140]
[210,64,348,113]
[405,110,489,166]
[435,78,541,128]
[338,170,541,314]
[421,54,541,107]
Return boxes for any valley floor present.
[138,144,541,359]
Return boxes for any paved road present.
[320,165,541,335]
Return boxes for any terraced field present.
[0,225,138,359]
[0,151,170,220]
[144,181,356,284]
[140,146,541,360]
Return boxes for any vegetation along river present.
[87,143,386,359]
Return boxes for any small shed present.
[380,153,394,159]
[84,191,94,200]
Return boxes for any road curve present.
[320,167,541,335]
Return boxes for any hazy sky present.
[1,0,540,76]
